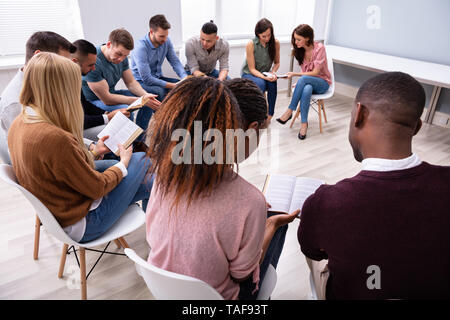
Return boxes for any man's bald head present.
[355,72,425,129]
[349,72,425,162]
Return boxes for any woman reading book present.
[8,52,154,243]
[276,24,332,140]
[241,18,280,123]
[144,77,298,300]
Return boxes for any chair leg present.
[114,239,122,249]
[58,243,69,278]
[321,100,328,123]
[79,247,87,300]
[290,108,301,128]
[118,237,130,249]
[318,100,323,134]
[33,215,41,260]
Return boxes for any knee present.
[296,77,308,87]
[303,84,313,96]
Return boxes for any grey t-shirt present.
[184,36,229,75]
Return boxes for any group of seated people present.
[0,13,449,300]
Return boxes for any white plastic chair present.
[290,50,335,133]
[125,248,278,300]
[0,164,145,300]
[0,120,44,260]
[0,127,11,165]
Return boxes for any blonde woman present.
[8,52,153,243]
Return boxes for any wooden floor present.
[0,93,449,300]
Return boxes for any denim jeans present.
[241,73,277,116]
[288,76,329,123]
[186,69,231,80]
[88,89,154,142]
[80,152,154,243]
[138,77,179,102]
[94,159,119,173]
[238,212,289,300]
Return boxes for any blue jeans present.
[94,159,118,172]
[288,76,329,123]
[241,73,277,116]
[238,212,288,300]
[89,89,153,142]
[80,152,154,243]
[138,77,179,102]
[186,69,231,80]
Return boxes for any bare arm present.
[122,69,148,97]
[287,67,321,79]
[87,79,138,106]
[122,69,161,110]
[246,41,272,81]
[218,69,229,81]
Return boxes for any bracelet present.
[90,149,98,158]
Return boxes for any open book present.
[262,174,325,217]
[126,96,149,112]
[263,72,288,79]
[97,111,143,155]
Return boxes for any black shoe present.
[276,114,292,125]
[298,123,308,140]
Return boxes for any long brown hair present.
[146,77,243,208]
[255,18,276,62]
[291,24,314,65]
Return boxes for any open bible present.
[126,96,149,112]
[262,174,325,217]
[97,111,143,156]
[263,72,288,79]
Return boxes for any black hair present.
[73,39,97,57]
[291,24,314,65]
[356,72,425,128]
[224,78,268,127]
[25,31,76,63]
[202,20,218,34]
[254,18,276,62]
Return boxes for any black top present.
[81,90,106,129]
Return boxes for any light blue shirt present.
[130,34,187,88]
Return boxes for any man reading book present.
[298,72,450,299]
[82,29,161,150]
[72,39,130,141]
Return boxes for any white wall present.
[77,0,182,47]
[0,0,306,93]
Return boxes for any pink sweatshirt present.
[301,42,332,85]
[145,173,267,299]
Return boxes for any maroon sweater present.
[298,162,450,299]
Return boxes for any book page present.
[97,112,143,155]
[289,177,324,216]
[264,174,297,214]
[262,72,288,79]
[127,96,144,111]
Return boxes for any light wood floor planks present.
[0,93,449,300]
